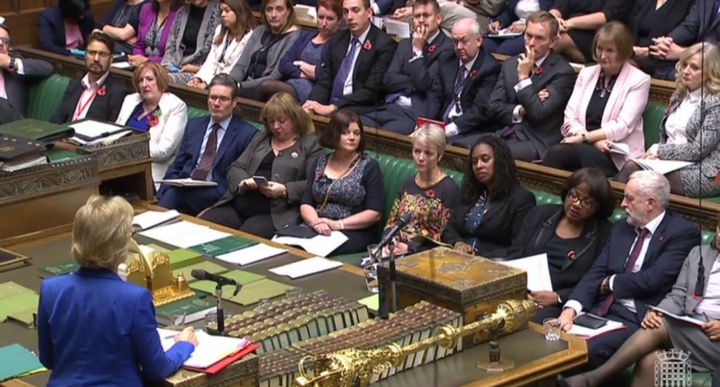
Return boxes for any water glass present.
[543,318,561,341]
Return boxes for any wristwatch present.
[581,133,589,144]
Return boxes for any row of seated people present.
[40,0,717,83]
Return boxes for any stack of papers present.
[132,210,180,231]
[608,143,693,174]
[498,253,553,292]
[271,231,348,257]
[269,257,343,279]
[69,120,131,142]
[216,243,287,266]
[568,316,625,338]
[156,178,218,187]
[157,328,251,369]
[139,221,232,248]
[650,306,705,327]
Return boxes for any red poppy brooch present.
[535,66,544,76]
[427,44,437,54]
[363,40,372,51]
[148,112,159,127]
[469,69,478,79]
[97,85,107,96]
[426,189,436,198]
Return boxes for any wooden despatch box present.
[378,247,528,346]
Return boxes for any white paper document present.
[70,130,133,146]
[70,120,128,140]
[139,221,231,248]
[608,142,630,155]
[498,253,553,292]
[111,61,133,69]
[383,19,411,38]
[568,316,625,339]
[269,256,343,279]
[650,306,705,327]
[217,243,287,266]
[156,178,218,187]
[632,159,693,175]
[132,210,180,231]
[271,231,348,257]
[486,29,522,38]
[157,328,250,368]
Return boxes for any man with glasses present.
[555,170,699,370]
[51,31,129,123]
[0,17,53,124]
[158,74,257,215]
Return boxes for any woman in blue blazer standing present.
[37,195,197,386]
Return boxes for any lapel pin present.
[291,152,298,159]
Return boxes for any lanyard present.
[73,87,100,121]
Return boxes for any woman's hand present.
[556,18,569,33]
[529,290,559,308]
[187,78,207,89]
[311,217,338,236]
[181,64,200,74]
[633,46,650,57]
[593,139,610,153]
[643,144,659,159]
[176,326,199,346]
[561,135,583,144]
[128,54,148,66]
[641,309,664,329]
[453,241,473,254]
[258,182,287,199]
[298,62,316,80]
[558,308,576,332]
[488,20,501,34]
[392,6,412,20]
[238,178,258,191]
[509,20,526,33]
[703,320,720,341]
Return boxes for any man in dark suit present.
[428,17,500,147]
[51,32,129,124]
[0,17,53,123]
[361,0,453,134]
[158,74,257,215]
[303,0,397,116]
[557,170,699,370]
[651,0,719,65]
[488,11,576,161]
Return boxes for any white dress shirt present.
[342,25,371,97]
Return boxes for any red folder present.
[183,343,259,375]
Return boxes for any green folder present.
[0,343,45,382]
[0,293,38,322]
[155,294,215,326]
[167,249,204,270]
[47,149,84,164]
[227,279,296,306]
[173,261,229,282]
[0,282,34,299]
[0,119,74,142]
[39,260,79,277]
[189,236,258,257]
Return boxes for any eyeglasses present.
[87,50,112,59]
[208,95,233,102]
[0,37,11,47]
[567,188,597,208]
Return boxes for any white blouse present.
[664,88,702,145]
[195,26,255,84]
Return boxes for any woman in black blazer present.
[443,135,536,253]
[492,168,615,323]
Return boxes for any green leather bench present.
[26,73,70,121]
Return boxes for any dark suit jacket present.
[442,184,535,252]
[309,25,397,112]
[4,56,55,118]
[488,51,576,157]
[213,131,324,230]
[50,75,129,124]
[491,204,612,302]
[568,211,699,321]
[383,32,454,120]
[495,0,555,27]
[669,0,720,45]
[38,268,193,385]
[429,46,501,134]
[39,7,96,55]
[159,115,258,198]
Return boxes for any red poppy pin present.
[427,44,437,54]
[147,113,159,127]
[363,40,372,51]
[426,189,436,198]
[567,250,577,260]
[97,86,107,96]
[535,66,544,76]
[469,69,478,79]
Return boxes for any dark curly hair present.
[460,135,518,203]
[561,167,615,220]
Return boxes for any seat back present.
[642,102,666,148]
[26,74,71,121]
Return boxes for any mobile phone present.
[252,176,269,186]
[573,313,608,329]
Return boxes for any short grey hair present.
[452,17,480,36]
[628,170,671,209]
[412,123,447,158]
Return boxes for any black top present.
[181,5,205,57]
[233,150,275,216]
[630,0,693,46]
[545,232,588,290]
[552,0,632,22]
[248,32,285,80]
[585,73,616,130]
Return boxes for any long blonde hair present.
[674,42,720,100]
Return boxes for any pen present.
[703,312,710,322]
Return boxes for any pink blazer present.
[561,62,651,170]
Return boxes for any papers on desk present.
[568,315,625,339]
[294,4,317,22]
[269,257,343,279]
[133,209,180,231]
[111,61,133,69]
[608,143,693,175]
[498,253,553,292]
[217,243,287,266]
[271,231,348,257]
[69,130,133,146]
[139,221,232,248]
[650,306,705,327]
[157,328,251,369]
[383,18,411,38]
[69,119,129,141]
[156,178,218,187]
[486,29,523,38]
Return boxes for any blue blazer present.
[568,211,699,321]
[278,30,328,80]
[159,115,258,197]
[38,268,194,386]
[39,7,96,55]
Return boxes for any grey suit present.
[229,25,302,89]
[4,56,54,118]
[657,92,720,197]
[656,244,720,371]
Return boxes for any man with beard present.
[556,170,699,370]
[51,31,129,124]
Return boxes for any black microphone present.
[191,269,237,286]
[376,213,412,251]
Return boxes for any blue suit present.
[158,114,258,215]
[568,211,699,369]
[38,268,194,386]
[39,7,96,56]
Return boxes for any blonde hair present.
[261,92,315,136]
[675,42,720,100]
[412,123,447,158]
[71,195,134,271]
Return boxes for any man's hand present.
[529,290,560,308]
[488,20,501,34]
[559,308,576,332]
[392,6,412,20]
[258,181,287,199]
[599,275,611,296]
[641,310,664,329]
[517,46,535,81]
[650,36,673,59]
[537,88,550,102]
[703,320,720,341]
[453,241,473,254]
[412,24,430,53]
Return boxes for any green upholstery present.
[642,102,666,148]
[368,151,423,223]
[621,364,714,387]
[531,190,562,205]
[187,107,210,119]
[26,74,71,121]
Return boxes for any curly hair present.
[460,135,518,203]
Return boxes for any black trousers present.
[199,204,276,239]
[543,143,618,176]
